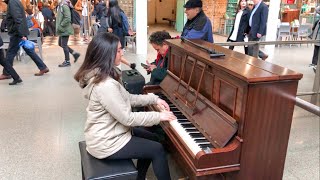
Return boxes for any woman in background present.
[227,0,251,54]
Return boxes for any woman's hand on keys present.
[160,111,176,122]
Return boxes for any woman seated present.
[26,8,42,37]
[74,32,175,180]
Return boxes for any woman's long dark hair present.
[74,32,120,84]
[108,0,122,25]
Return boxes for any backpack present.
[69,7,81,25]
[61,5,81,25]
[120,11,129,35]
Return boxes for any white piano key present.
[169,119,202,156]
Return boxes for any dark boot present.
[9,78,22,85]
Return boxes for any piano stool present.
[79,141,138,180]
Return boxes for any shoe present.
[58,61,71,67]
[0,74,12,80]
[309,63,316,67]
[9,78,22,85]
[313,66,317,73]
[261,55,268,61]
[73,53,80,63]
[34,68,50,76]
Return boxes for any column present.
[265,0,281,60]
[135,0,148,54]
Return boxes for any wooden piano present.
[144,39,303,180]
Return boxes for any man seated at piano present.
[144,31,172,85]
[74,32,177,180]
[181,0,213,43]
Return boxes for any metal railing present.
[215,40,320,117]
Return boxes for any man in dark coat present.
[247,0,269,60]
[181,0,213,43]
[0,0,49,83]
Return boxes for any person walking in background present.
[144,31,171,85]
[42,2,56,36]
[56,0,81,67]
[227,0,251,54]
[0,0,49,83]
[74,32,175,180]
[98,0,131,49]
[247,0,269,60]
[0,36,22,85]
[181,0,213,43]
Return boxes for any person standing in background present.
[56,0,81,67]
[227,0,251,54]
[247,0,269,60]
[309,6,320,72]
[99,0,130,49]
[181,0,213,43]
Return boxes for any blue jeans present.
[3,35,47,75]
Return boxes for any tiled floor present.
[0,24,318,180]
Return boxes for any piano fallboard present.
[144,86,242,175]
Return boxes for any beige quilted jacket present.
[82,76,160,159]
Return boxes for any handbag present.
[19,40,35,51]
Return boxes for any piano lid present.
[165,39,303,83]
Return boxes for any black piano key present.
[189,133,205,138]
[195,139,210,143]
[178,119,191,123]
[181,123,195,128]
[199,144,214,149]
[176,115,187,119]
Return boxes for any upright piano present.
[144,39,303,180]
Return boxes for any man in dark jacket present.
[181,0,213,43]
[0,0,49,83]
[247,0,268,60]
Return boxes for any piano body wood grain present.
[144,39,303,180]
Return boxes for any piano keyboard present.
[155,92,213,156]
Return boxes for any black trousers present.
[3,35,47,76]
[228,40,248,55]
[0,49,20,80]
[312,45,319,65]
[248,36,267,58]
[58,36,74,61]
[107,127,171,180]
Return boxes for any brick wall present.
[202,0,228,33]
[119,0,228,33]
[119,0,134,27]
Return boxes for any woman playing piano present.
[74,32,176,180]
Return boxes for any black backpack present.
[69,7,81,25]
[61,5,80,25]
